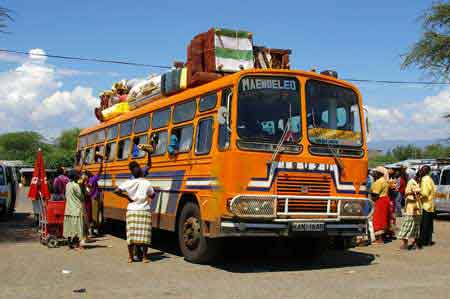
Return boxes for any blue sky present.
[0,0,449,143]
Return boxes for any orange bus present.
[78,69,373,263]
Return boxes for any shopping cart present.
[38,196,65,248]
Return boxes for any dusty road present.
[1,189,450,299]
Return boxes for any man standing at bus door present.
[419,165,436,247]
[114,163,156,263]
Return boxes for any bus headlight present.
[341,201,364,216]
[230,196,276,218]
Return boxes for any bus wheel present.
[177,202,220,264]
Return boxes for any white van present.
[436,165,450,213]
[0,162,20,217]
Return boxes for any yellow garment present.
[405,179,422,216]
[371,177,389,197]
[421,175,436,212]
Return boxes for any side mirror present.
[218,106,228,125]
[363,107,370,136]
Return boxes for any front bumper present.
[219,220,367,237]
[218,194,372,237]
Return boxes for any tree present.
[390,144,423,160]
[402,2,450,80]
[57,128,81,150]
[0,129,81,168]
[369,144,450,168]
[0,7,12,33]
[0,131,47,162]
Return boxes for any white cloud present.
[0,48,98,136]
[28,48,47,62]
[31,86,97,123]
[367,87,450,141]
[0,51,26,64]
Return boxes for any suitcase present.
[161,68,187,96]
[204,28,254,73]
[253,46,291,69]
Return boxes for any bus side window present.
[84,147,93,164]
[199,93,217,112]
[196,118,213,155]
[117,139,131,160]
[132,134,148,159]
[152,131,168,156]
[170,125,193,154]
[75,150,82,165]
[106,142,117,162]
[94,145,105,163]
[218,88,232,150]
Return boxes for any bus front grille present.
[276,174,331,196]
[277,198,330,213]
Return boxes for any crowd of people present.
[367,165,437,250]
[52,154,104,250]
[51,144,155,263]
[43,138,437,261]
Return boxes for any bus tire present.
[94,203,104,235]
[177,202,220,264]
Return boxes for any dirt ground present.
[1,188,450,299]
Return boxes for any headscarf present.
[374,166,389,180]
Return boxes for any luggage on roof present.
[204,28,254,73]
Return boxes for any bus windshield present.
[237,76,301,145]
[306,80,362,147]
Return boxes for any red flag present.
[28,149,50,201]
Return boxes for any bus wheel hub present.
[183,217,201,249]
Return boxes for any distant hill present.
[368,139,445,152]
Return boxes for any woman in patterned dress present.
[398,172,422,250]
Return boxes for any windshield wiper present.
[310,108,345,174]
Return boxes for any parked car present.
[436,165,450,213]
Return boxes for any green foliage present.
[369,143,450,168]
[402,2,450,79]
[0,131,46,162]
[57,128,81,150]
[0,7,12,33]
[0,130,81,168]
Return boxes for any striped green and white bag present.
[214,28,254,72]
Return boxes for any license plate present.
[291,222,325,232]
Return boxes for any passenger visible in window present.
[168,130,180,156]
[128,135,157,178]
[132,136,140,159]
